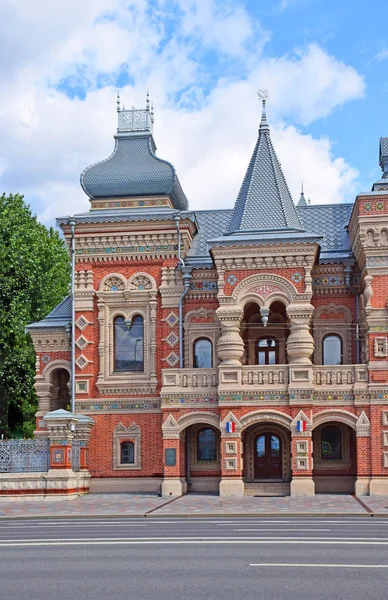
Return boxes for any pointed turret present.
[372,137,388,191]
[297,183,308,207]
[227,94,304,234]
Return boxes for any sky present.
[0,0,387,225]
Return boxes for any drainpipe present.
[68,219,76,414]
[344,267,360,364]
[174,216,192,369]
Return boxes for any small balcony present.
[161,364,369,400]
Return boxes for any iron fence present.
[72,440,81,472]
[0,439,50,473]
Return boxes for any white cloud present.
[0,1,365,224]
[375,48,388,61]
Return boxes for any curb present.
[0,511,387,520]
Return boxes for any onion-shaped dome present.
[80,99,188,210]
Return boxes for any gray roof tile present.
[26,296,71,330]
[80,135,188,211]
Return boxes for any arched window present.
[323,334,342,365]
[193,338,213,368]
[114,315,144,372]
[257,337,278,365]
[197,427,217,461]
[321,425,342,460]
[120,441,135,464]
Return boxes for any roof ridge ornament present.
[116,91,153,134]
[258,89,270,133]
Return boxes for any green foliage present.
[0,193,70,437]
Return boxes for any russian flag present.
[296,420,307,432]
[226,421,236,433]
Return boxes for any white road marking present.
[0,523,147,529]
[3,538,388,547]
[234,528,331,532]
[250,563,388,568]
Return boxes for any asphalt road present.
[1,516,388,599]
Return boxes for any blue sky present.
[0,0,386,224]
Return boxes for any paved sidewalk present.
[0,492,386,517]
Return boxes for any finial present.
[116,90,121,112]
[146,89,150,111]
[257,89,270,132]
[297,182,308,207]
[308,197,311,205]
[150,100,154,123]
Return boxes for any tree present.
[0,193,70,437]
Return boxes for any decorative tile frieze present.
[165,332,178,348]
[76,380,89,394]
[76,398,161,411]
[162,396,217,406]
[76,315,92,331]
[75,355,92,370]
[91,198,171,210]
[165,312,178,328]
[75,335,91,350]
[165,352,179,367]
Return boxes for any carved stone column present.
[96,296,105,381]
[286,304,315,365]
[149,293,157,383]
[216,306,244,366]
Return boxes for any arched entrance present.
[312,421,356,493]
[244,423,291,483]
[254,432,282,479]
[49,368,70,411]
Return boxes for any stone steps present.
[244,482,290,497]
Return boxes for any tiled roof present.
[80,135,188,211]
[26,296,71,330]
[227,105,303,234]
[296,203,353,259]
[185,209,233,259]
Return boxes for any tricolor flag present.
[296,420,307,432]
[226,421,236,433]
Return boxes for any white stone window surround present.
[113,423,141,471]
[189,424,221,472]
[184,308,220,368]
[96,272,158,394]
[313,304,353,365]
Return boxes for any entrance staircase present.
[244,482,290,497]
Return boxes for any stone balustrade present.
[162,369,219,391]
[241,365,289,387]
[313,365,368,388]
[161,364,369,397]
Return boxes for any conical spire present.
[228,93,304,234]
[297,182,308,207]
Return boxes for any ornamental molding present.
[42,359,71,379]
[231,273,299,305]
[312,409,358,431]
[356,411,371,437]
[239,409,292,431]
[98,272,157,293]
[29,330,70,353]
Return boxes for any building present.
[26,95,388,497]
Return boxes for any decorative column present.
[74,414,94,470]
[290,414,314,496]
[43,409,77,471]
[216,306,244,366]
[149,292,157,383]
[219,415,244,496]
[97,296,105,381]
[161,414,187,497]
[355,420,371,495]
[286,304,315,364]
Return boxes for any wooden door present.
[254,433,282,479]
